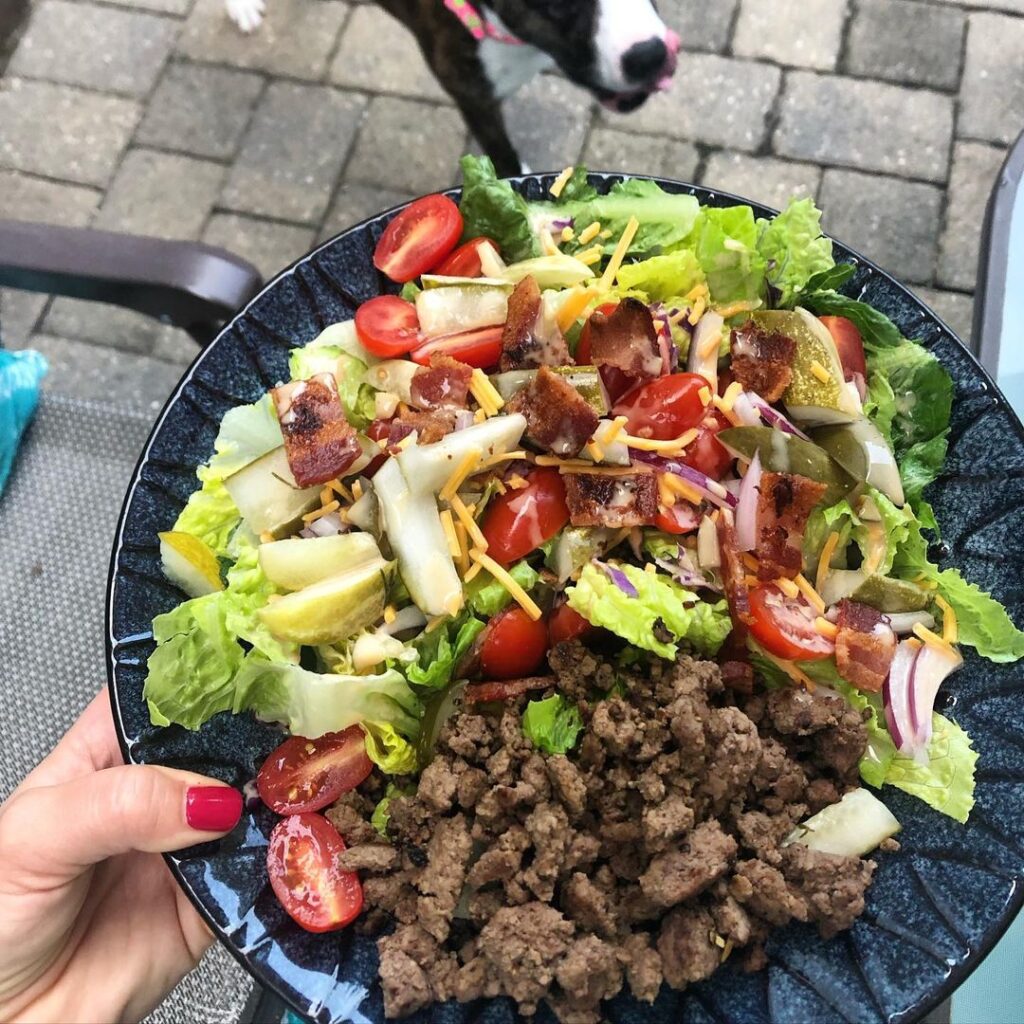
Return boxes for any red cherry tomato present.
[680,412,734,480]
[480,468,570,565]
[373,194,463,283]
[748,585,834,662]
[355,295,420,358]
[480,606,549,680]
[575,302,619,365]
[267,813,363,933]
[257,727,373,816]
[432,236,497,278]
[654,502,700,535]
[613,373,710,441]
[820,315,866,384]
[409,325,503,369]
[548,603,593,646]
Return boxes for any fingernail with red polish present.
[186,786,243,832]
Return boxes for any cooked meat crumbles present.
[331,641,876,1021]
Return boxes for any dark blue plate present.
[106,174,1024,1024]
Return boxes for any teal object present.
[953,909,1024,1023]
[0,349,47,496]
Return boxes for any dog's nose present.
[621,37,669,84]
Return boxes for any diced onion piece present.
[731,392,762,427]
[688,311,724,392]
[697,515,721,569]
[353,632,406,671]
[734,450,762,552]
[378,605,427,637]
[784,789,901,857]
[747,392,810,441]
[885,610,936,635]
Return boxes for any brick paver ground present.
[1,0,1020,409]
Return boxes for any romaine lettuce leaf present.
[459,155,539,262]
[405,612,486,689]
[172,477,240,559]
[522,695,584,755]
[615,249,704,302]
[692,205,766,304]
[290,345,376,430]
[371,782,413,837]
[804,497,858,572]
[801,291,904,350]
[756,197,834,307]
[362,721,419,775]
[465,560,538,617]
[566,562,731,659]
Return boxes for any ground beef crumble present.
[330,640,878,1021]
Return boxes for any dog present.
[225,0,680,176]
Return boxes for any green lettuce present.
[801,291,904,351]
[405,612,486,689]
[290,344,376,430]
[566,562,731,659]
[371,782,413,838]
[144,593,244,729]
[615,250,704,302]
[173,478,240,559]
[803,498,858,572]
[459,155,539,262]
[851,488,915,577]
[692,205,766,304]
[465,560,538,617]
[523,695,584,755]
[362,721,419,775]
[756,197,834,307]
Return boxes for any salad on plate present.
[144,157,1024,1020]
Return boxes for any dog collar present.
[444,0,523,45]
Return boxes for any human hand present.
[0,691,243,1023]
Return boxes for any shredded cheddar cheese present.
[698,385,712,405]
[469,549,543,620]
[351,479,363,501]
[450,494,488,551]
[935,594,958,645]
[550,165,575,199]
[383,605,397,625]
[668,307,691,326]
[507,473,528,490]
[302,500,340,523]
[721,380,745,411]
[440,449,482,503]
[664,473,704,506]
[259,530,275,544]
[815,530,841,594]
[453,520,470,575]
[698,328,720,359]
[794,573,827,615]
[469,369,504,416]
[688,296,707,326]
[775,577,800,599]
[560,225,576,243]
[741,553,760,573]
[622,429,698,454]
[714,299,760,319]
[658,475,677,508]
[585,440,605,462]
[810,360,833,385]
[599,215,640,291]
[439,508,461,560]
[540,227,561,257]
[744,574,760,589]
[462,560,483,584]
[913,622,959,657]
[480,449,527,470]
[557,286,596,332]
[577,245,604,267]
[600,415,629,446]
[711,395,743,427]
[577,221,602,245]
[814,616,839,640]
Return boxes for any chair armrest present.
[0,220,263,345]
[974,131,1024,373]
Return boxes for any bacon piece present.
[586,298,662,381]
[465,677,555,704]
[409,354,472,410]
[718,512,752,637]
[505,366,599,457]
[499,275,571,370]
[272,373,361,486]
[563,471,657,528]
[730,323,797,402]
[755,472,828,581]
[393,405,458,445]
[835,599,897,693]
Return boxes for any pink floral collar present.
[444,0,523,45]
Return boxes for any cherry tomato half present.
[748,584,834,662]
[575,302,619,365]
[257,727,373,816]
[267,813,363,933]
[409,325,503,369]
[819,315,867,384]
[432,236,497,278]
[654,501,700,535]
[613,373,709,441]
[680,412,734,481]
[355,295,420,358]
[373,194,463,283]
[480,607,550,680]
[548,603,593,646]
[480,467,570,565]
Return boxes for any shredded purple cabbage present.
[630,451,738,509]
[596,560,638,598]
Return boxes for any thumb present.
[0,765,243,878]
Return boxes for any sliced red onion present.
[731,392,762,428]
[883,640,921,754]
[734,451,762,552]
[630,450,738,509]
[747,393,810,441]
[884,610,936,635]
[596,560,638,598]
[550,216,574,231]
[654,553,721,593]
[908,643,963,757]
[454,410,475,431]
[305,512,346,537]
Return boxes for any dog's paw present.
[226,0,265,33]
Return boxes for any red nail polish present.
[186,786,243,832]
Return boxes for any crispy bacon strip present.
[410,354,472,410]
[730,323,797,402]
[718,512,752,637]
[586,298,662,380]
[272,373,361,486]
[563,470,658,528]
[835,600,897,693]
[755,472,828,581]
[506,365,599,457]
[499,275,571,370]
[393,405,458,445]
[465,677,555,704]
